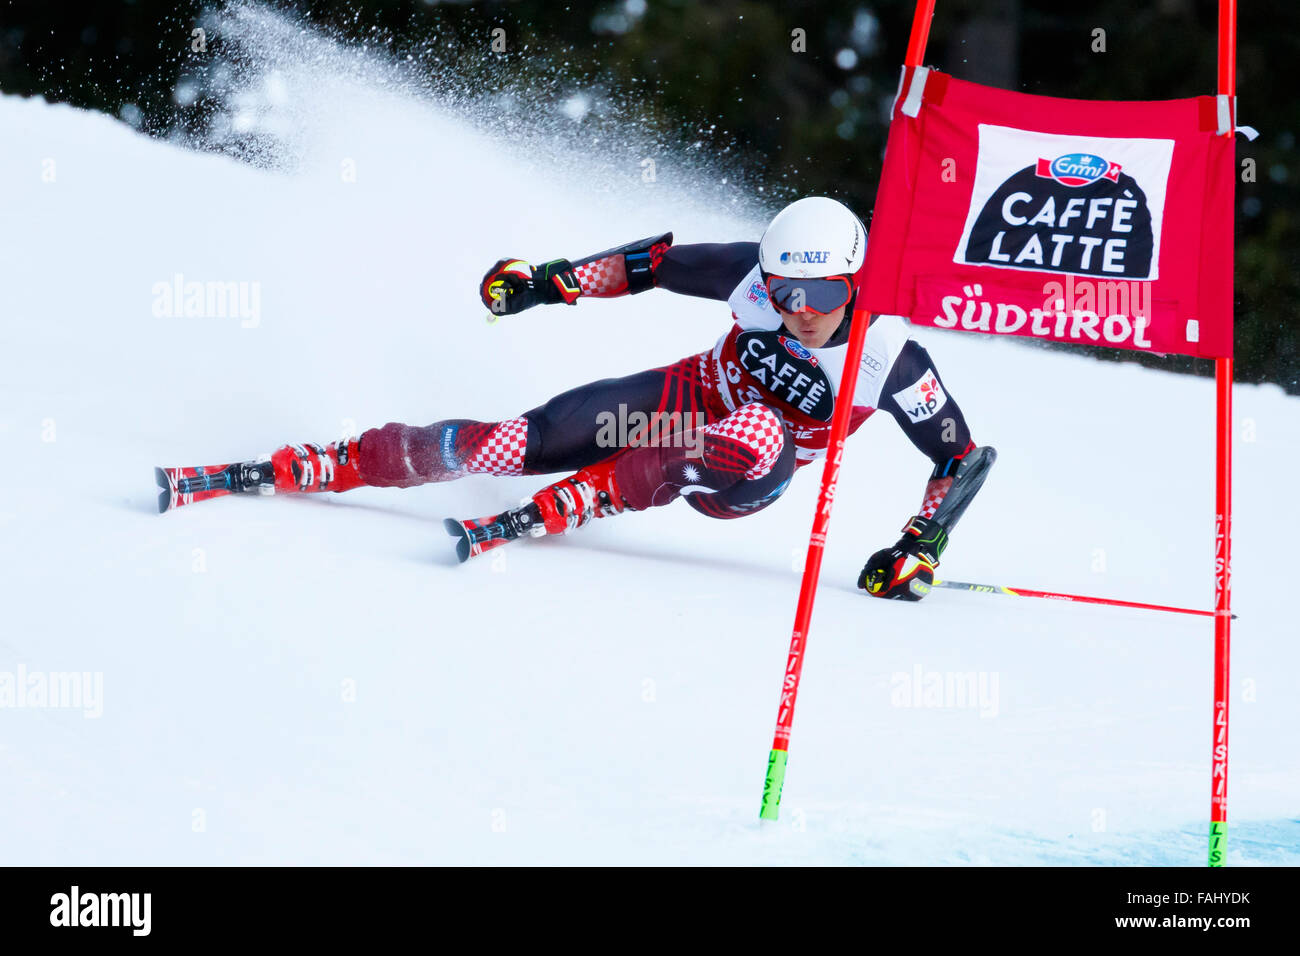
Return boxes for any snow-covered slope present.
[1,12,1296,865]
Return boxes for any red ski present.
[443,504,543,563]
[154,461,274,513]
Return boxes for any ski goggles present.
[763,273,854,315]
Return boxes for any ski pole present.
[932,579,1236,619]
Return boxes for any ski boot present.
[444,461,628,562]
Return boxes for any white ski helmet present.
[758,196,867,279]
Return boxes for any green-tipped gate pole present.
[1208,0,1236,868]
[759,0,937,824]
[759,305,874,821]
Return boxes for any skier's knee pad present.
[612,403,790,511]
[700,403,786,480]
[686,408,795,520]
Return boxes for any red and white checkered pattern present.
[463,417,529,476]
[704,402,785,480]
[573,255,628,297]
[919,476,952,518]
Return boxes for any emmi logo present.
[50,886,151,937]
[1035,153,1122,188]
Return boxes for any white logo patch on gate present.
[954,125,1174,280]
[892,369,947,422]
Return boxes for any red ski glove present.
[858,515,948,601]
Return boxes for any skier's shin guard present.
[357,418,531,488]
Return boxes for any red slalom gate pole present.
[1210,358,1233,865]
[758,308,876,821]
[758,0,938,823]
[904,0,937,65]
[1209,0,1236,868]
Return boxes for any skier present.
[156,197,994,600]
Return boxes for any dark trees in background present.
[1,0,1292,390]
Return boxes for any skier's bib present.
[705,266,912,463]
